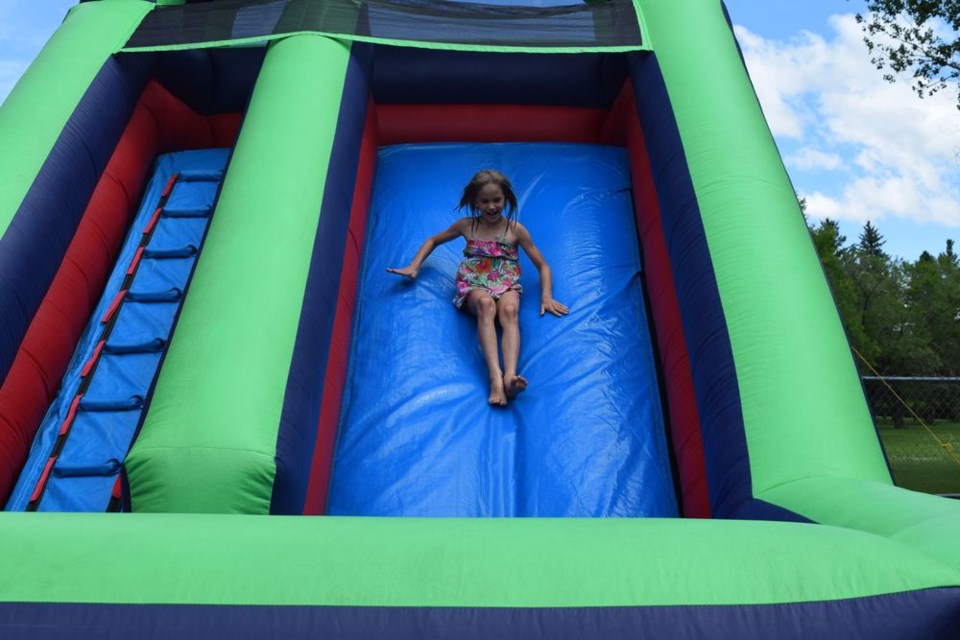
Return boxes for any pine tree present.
[859,220,886,256]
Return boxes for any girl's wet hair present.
[457,169,519,229]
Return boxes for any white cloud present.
[734,15,960,232]
[808,174,960,228]
[731,26,819,139]
[785,147,843,171]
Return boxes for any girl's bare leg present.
[465,291,507,406]
[497,291,527,399]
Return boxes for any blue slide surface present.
[327,143,678,517]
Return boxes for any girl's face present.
[475,183,505,225]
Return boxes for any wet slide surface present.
[327,143,678,517]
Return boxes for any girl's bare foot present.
[489,378,508,407]
[504,374,527,399]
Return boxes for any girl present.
[387,169,568,406]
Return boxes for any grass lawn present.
[876,420,960,496]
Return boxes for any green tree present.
[854,0,960,109]
[848,248,899,367]
[859,219,887,256]
[809,218,868,349]
[845,222,910,375]
[811,216,846,254]
[894,242,960,422]
[805,215,959,373]
[899,241,960,376]
[932,240,960,374]
[894,251,939,374]
[851,221,890,363]
[804,214,960,422]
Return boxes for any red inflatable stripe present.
[621,81,712,518]
[378,104,608,145]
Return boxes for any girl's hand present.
[540,298,569,317]
[386,266,419,279]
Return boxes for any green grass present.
[876,419,960,495]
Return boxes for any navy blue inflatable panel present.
[327,143,678,517]
[372,47,627,108]
[152,48,265,115]
[0,54,151,386]
[628,52,755,519]
[5,588,960,640]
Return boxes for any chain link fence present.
[862,376,960,498]
[863,376,960,427]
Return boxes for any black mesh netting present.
[126,0,643,50]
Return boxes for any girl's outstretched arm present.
[386,219,466,279]
[516,224,569,317]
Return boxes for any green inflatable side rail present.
[765,477,960,571]
[0,1,151,239]
[637,1,889,486]
[637,0,960,570]
[0,514,957,606]
[124,35,353,514]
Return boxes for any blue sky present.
[0,2,75,99]
[1,1,958,261]
[725,0,960,261]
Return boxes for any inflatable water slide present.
[0,0,958,636]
